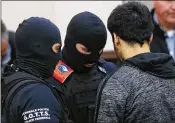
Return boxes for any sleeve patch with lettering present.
[22,108,50,123]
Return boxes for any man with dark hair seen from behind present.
[150,1,175,59]
[2,17,63,123]
[94,2,175,123]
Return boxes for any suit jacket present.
[150,9,170,54]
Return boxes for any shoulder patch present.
[53,60,73,83]
[22,108,51,122]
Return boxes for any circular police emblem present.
[58,64,69,73]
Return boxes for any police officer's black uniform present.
[47,12,117,123]
[2,17,63,123]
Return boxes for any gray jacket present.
[94,53,175,123]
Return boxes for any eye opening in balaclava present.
[15,17,62,79]
[52,43,62,54]
[75,43,104,56]
[62,11,107,73]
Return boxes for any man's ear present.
[149,34,153,44]
[113,33,120,46]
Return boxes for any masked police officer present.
[48,11,116,123]
[2,17,63,123]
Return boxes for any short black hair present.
[107,2,154,46]
[1,20,7,35]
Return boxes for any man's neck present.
[123,44,150,60]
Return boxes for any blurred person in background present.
[8,30,16,64]
[1,20,16,72]
[1,20,12,72]
[150,1,175,59]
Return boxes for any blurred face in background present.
[1,32,9,57]
[153,0,175,30]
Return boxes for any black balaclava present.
[62,11,107,73]
[15,17,62,79]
